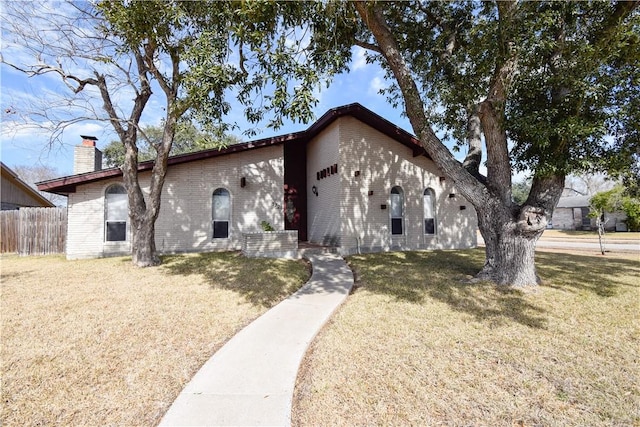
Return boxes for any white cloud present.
[369,75,385,95]
[352,47,368,71]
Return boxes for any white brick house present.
[39,104,477,259]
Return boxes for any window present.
[390,186,404,235]
[105,184,128,241]
[212,188,230,238]
[424,188,436,235]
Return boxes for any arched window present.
[212,188,230,238]
[105,184,128,241]
[390,186,404,235]
[424,188,436,235]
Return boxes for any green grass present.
[293,249,639,426]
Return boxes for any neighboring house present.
[38,103,478,260]
[1,162,55,210]
[552,195,594,230]
[552,194,627,231]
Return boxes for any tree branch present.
[477,0,518,205]
[353,38,381,54]
[354,1,487,206]
[462,107,485,183]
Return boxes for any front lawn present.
[1,252,309,426]
[293,249,639,426]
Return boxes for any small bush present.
[260,220,275,231]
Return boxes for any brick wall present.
[241,230,298,258]
[337,116,477,254]
[155,145,284,253]
[306,121,341,245]
[67,177,129,259]
[66,145,284,259]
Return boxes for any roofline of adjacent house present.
[37,103,428,196]
[1,162,56,207]
[556,195,593,208]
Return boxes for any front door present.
[283,141,307,241]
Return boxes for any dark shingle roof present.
[556,195,591,208]
[37,103,427,196]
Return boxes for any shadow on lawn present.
[160,251,309,308]
[347,248,639,329]
[535,251,639,297]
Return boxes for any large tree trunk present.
[131,214,160,267]
[475,174,564,286]
[476,203,543,286]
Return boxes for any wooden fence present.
[0,207,67,255]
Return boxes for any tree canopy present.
[590,185,640,231]
[102,121,241,168]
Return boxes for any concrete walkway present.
[159,253,354,426]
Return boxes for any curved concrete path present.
[159,253,353,426]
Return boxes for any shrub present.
[590,185,640,231]
[260,220,275,231]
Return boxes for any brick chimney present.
[74,135,102,174]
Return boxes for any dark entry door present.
[284,185,306,241]
[283,141,307,241]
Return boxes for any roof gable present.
[1,162,55,208]
[38,103,427,195]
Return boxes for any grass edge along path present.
[1,252,309,426]
[293,248,639,426]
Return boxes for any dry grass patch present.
[542,230,640,240]
[1,252,308,426]
[293,249,639,426]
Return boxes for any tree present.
[102,121,242,168]
[564,173,615,197]
[267,1,638,286]
[591,185,640,231]
[2,1,339,266]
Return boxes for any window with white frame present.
[105,184,128,241]
[390,186,404,235]
[212,188,230,238]
[424,188,436,235]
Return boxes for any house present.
[38,103,478,259]
[1,162,55,210]
[552,193,627,231]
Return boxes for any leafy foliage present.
[260,221,275,232]
[285,1,639,284]
[346,2,639,180]
[511,179,531,205]
[102,122,241,168]
[98,1,353,137]
[590,185,640,231]
[507,2,640,177]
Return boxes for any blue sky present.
[1,42,424,178]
